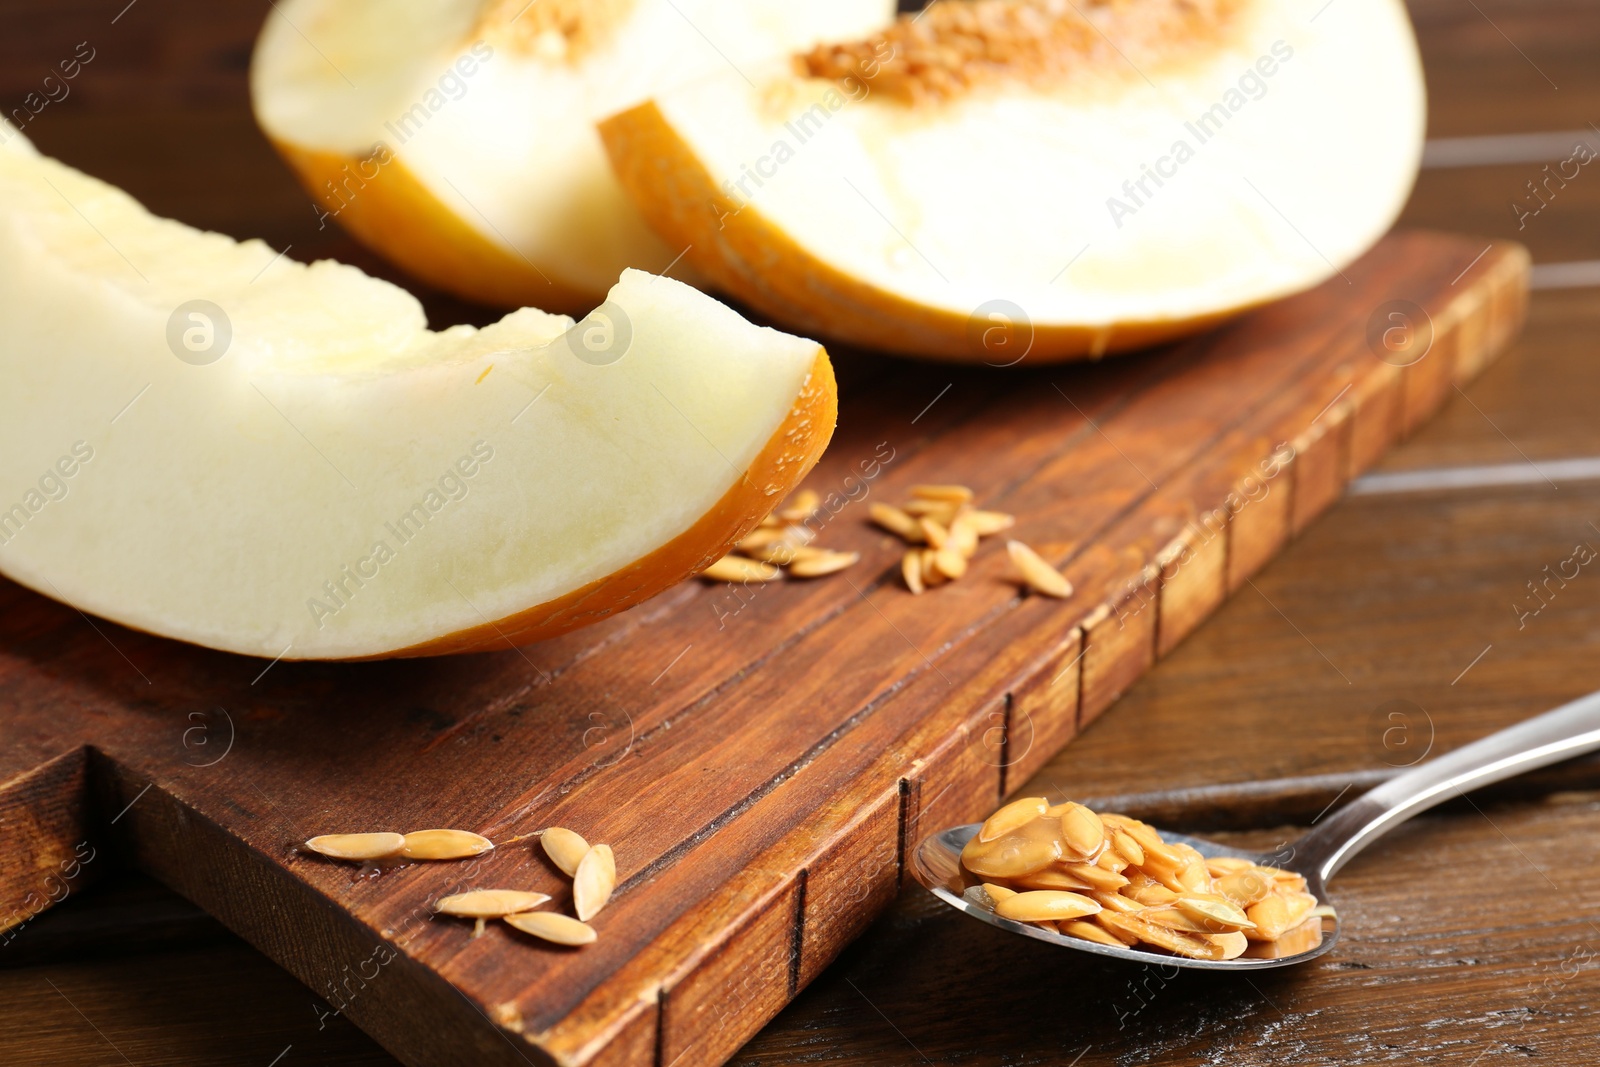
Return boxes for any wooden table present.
[4,1,1599,1064]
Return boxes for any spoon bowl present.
[913,822,1337,970]
[912,686,1600,969]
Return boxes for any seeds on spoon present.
[1092,913,1142,946]
[977,796,1048,843]
[994,890,1101,924]
[1173,852,1211,894]
[1244,893,1291,941]
[573,844,617,921]
[1104,814,1181,867]
[961,798,1324,961]
[505,911,597,947]
[1140,906,1225,935]
[1098,912,1215,959]
[1216,869,1274,908]
[401,829,495,860]
[1207,931,1250,961]
[1088,890,1144,915]
[958,883,1019,914]
[980,882,1017,906]
[304,832,405,861]
[1281,890,1318,929]
[1015,868,1095,891]
[1110,829,1145,866]
[1124,882,1180,907]
[1242,916,1324,959]
[1060,919,1125,948]
[1059,862,1128,892]
[435,890,551,918]
[1052,802,1104,858]
[960,826,1061,879]
[1175,896,1256,931]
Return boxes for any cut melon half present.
[250,0,896,313]
[600,0,1427,363]
[0,127,835,661]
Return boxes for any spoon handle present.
[1294,687,1600,882]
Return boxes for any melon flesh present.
[0,126,833,660]
[250,0,896,311]
[601,0,1427,362]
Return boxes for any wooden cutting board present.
[0,232,1527,1067]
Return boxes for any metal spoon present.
[912,687,1600,970]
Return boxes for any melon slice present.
[0,128,835,661]
[250,0,896,313]
[600,0,1427,363]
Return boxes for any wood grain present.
[1408,0,1600,137]
[0,234,1527,1066]
[0,2,1580,1065]
[1029,475,1600,811]
[734,796,1600,1066]
[1,937,395,1066]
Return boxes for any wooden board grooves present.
[996,693,1019,796]
[437,238,1441,883]
[785,869,806,1000]
[606,641,940,903]
[579,233,1536,1067]
[0,234,1529,1067]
